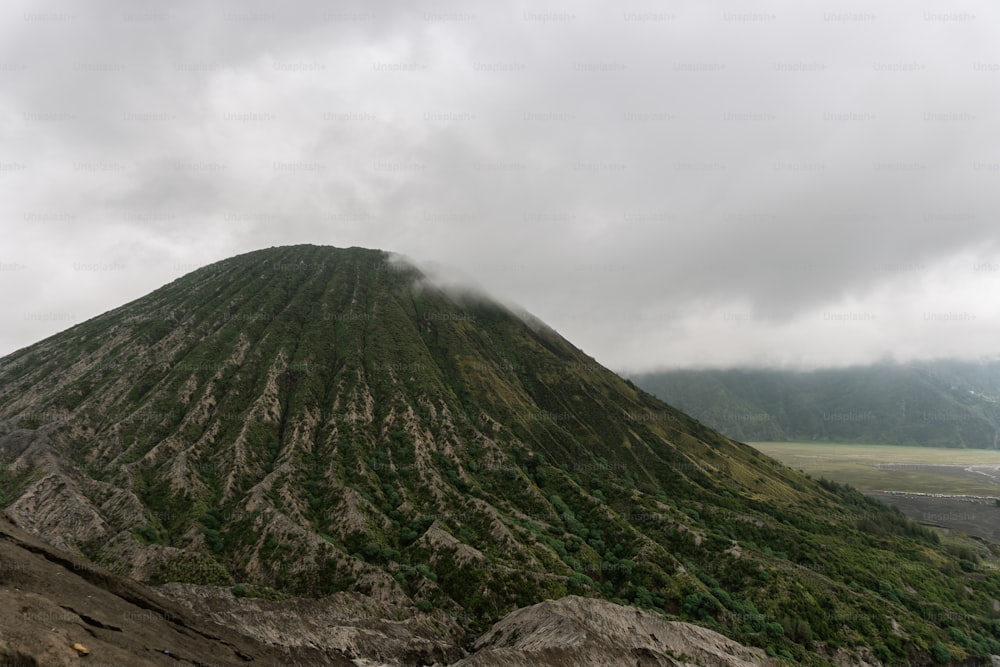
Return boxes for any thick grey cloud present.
[2,0,999,371]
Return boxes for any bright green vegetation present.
[631,364,1000,448]
[751,442,1000,495]
[1,245,999,666]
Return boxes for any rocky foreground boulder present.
[156,584,780,667]
[455,595,776,667]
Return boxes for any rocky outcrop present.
[146,587,787,667]
[158,582,468,665]
[6,472,110,553]
[0,512,343,666]
[455,596,776,667]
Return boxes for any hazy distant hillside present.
[630,361,1000,448]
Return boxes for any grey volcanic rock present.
[6,472,110,552]
[455,596,776,667]
[157,582,468,665]
[0,512,343,666]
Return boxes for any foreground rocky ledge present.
[0,513,342,666]
[0,510,779,667]
[157,584,779,667]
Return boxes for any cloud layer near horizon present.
[2,0,1000,371]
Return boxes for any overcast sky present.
[2,0,999,372]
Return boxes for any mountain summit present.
[1,245,998,665]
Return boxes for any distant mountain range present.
[1,245,998,665]
[630,361,1000,448]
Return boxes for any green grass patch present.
[751,442,1000,495]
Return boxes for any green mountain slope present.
[1,245,998,666]
[630,364,1000,448]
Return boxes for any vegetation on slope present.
[0,245,997,666]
